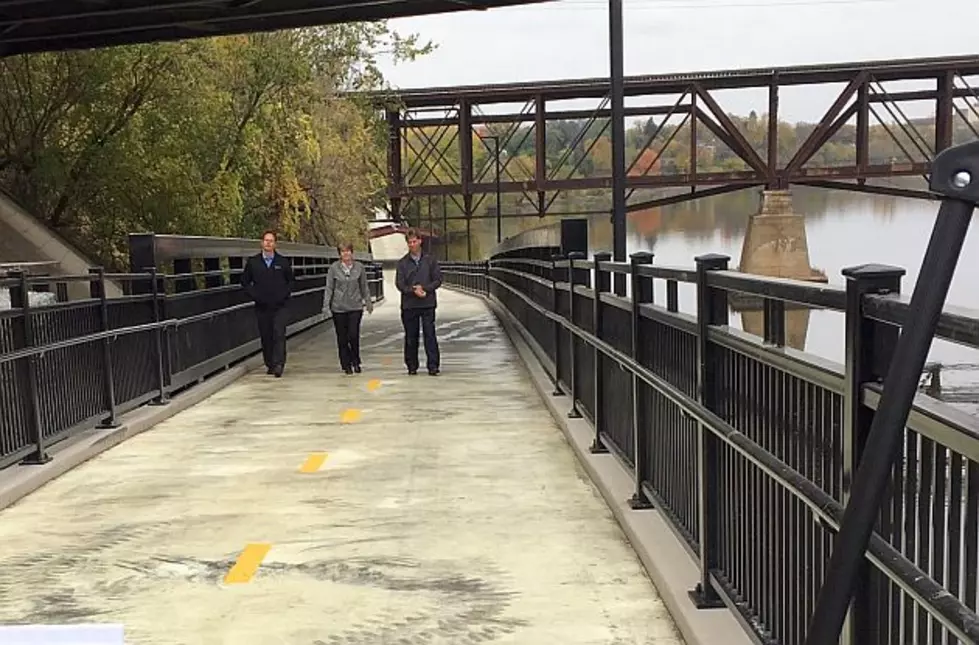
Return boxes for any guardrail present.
[440,219,979,644]
[0,254,385,472]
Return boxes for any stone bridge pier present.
[735,189,827,351]
[737,189,827,283]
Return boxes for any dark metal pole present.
[838,263,903,645]
[804,141,979,644]
[566,251,584,419]
[550,254,565,396]
[690,253,728,609]
[442,196,448,262]
[629,251,654,510]
[12,271,50,465]
[149,266,169,405]
[609,0,627,297]
[93,267,119,429]
[590,251,612,454]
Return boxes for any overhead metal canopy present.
[0,0,555,57]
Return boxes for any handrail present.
[709,270,847,310]
[865,292,979,348]
[439,259,979,645]
[453,257,979,349]
[0,280,380,367]
[0,253,387,478]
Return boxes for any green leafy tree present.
[0,24,433,268]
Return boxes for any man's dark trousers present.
[332,310,364,370]
[256,305,288,370]
[402,307,439,373]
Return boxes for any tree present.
[0,24,433,269]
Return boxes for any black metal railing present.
[0,237,385,473]
[439,201,979,642]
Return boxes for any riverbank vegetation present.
[0,26,431,269]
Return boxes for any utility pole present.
[609,0,626,295]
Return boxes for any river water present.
[476,186,979,414]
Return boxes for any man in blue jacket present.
[240,230,294,377]
[395,228,442,376]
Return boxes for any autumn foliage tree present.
[0,24,431,269]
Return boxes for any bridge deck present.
[0,279,683,644]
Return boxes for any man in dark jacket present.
[240,230,294,377]
[395,228,442,376]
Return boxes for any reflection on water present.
[626,187,979,416]
[739,307,812,352]
[476,186,979,415]
[615,187,978,351]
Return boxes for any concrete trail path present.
[0,278,684,645]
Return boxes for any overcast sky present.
[376,0,979,123]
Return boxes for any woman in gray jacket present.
[323,242,374,374]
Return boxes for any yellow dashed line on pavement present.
[341,408,362,424]
[224,543,271,584]
[367,379,382,392]
[299,452,328,473]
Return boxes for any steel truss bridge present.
[370,55,979,223]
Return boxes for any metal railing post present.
[550,254,564,396]
[629,251,655,510]
[90,267,119,428]
[590,251,612,454]
[806,139,979,645]
[376,262,382,301]
[366,263,373,301]
[148,267,169,405]
[566,251,585,418]
[837,263,904,645]
[11,271,50,465]
[762,297,786,346]
[690,252,729,609]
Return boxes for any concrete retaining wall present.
[0,190,122,298]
